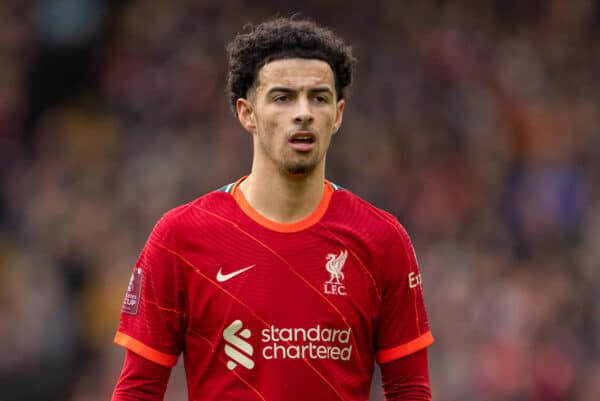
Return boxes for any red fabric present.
[380,348,432,401]
[114,181,433,400]
[111,350,171,401]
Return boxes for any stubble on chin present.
[281,157,317,177]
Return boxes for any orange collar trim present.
[231,177,333,233]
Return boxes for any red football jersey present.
[115,178,434,400]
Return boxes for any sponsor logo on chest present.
[222,320,353,371]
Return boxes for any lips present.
[289,131,316,152]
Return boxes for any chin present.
[283,161,317,177]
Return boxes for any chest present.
[181,228,382,334]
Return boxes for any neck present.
[238,164,326,224]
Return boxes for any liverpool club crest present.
[324,249,348,296]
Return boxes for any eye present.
[274,95,289,103]
[314,95,329,103]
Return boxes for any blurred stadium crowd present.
[1,1,600,400]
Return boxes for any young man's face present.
[237,58,345,177]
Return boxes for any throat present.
[237,174,326,224]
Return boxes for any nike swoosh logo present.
[216,265,256,282]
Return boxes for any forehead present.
[256,58,335,92]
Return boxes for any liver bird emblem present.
[326,249,348,284]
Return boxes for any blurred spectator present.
[1,1,599,400]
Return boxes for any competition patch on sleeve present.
[122,267,143,315]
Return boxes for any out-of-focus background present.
[1,0,599,400]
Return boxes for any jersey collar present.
[231,176,333,233]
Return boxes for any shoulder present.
[326,184,416,281]
[328,184,410,244]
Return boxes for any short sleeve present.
[375,221,434,364]
[114,216,185,367]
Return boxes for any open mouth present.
[289,132,316,152]
[290,132,316,144]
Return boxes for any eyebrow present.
[266,86,334,96]
[310,87,334,95]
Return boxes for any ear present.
[236,98,256,134]
[332,99,345,134]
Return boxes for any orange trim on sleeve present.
[376,331,434,363]
[114,331,179,367]
[231,177,333,233]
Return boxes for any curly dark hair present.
[226,17,356,114]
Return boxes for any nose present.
[293,97,314,126]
